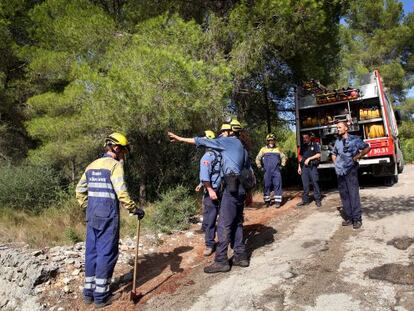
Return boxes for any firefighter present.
[197,130,222,256]
[168,120,251,273]
[297,133,322,207]
[75,133,145,308]
[255,134,287,208]
[332,122,370,229]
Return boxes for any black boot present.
[342,219,352,226]
[296,201,309,208]
[315,201,322,207]
[232,256,249,267]
[204,261,231,273]
[353,221,362,229]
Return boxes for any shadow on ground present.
[244,224,277,257]
[361,196,414,220]
[113,245,193,295]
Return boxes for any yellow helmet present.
[204,130,216,139]
[105,132,130,152]
[220,123,232,131]
[230,119,242,132]
[266,133,276,141]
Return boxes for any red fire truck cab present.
[295,70,404,184]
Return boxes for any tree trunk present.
[263,86,272,133]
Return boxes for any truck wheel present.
[397,161,404,174]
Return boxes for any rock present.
[31,250,43,257]
[73,260,82,269]
[63,285,71,293]
[185,231,194,238]
[58,307,65,311]
[64,251,79,258]
[71,269,80,276]
[73,242,84,251]
[281,271,296,279]
[63,277,72,285]
[64,258,75,265]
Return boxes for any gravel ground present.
[142,165,414,311]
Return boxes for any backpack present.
[209,149,222,186]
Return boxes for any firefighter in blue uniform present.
[255,134,287,207]
[297,133,322,207]
[196,130,222,256]
[332,122,370,229]
[168,120,251,273]
[76,133,145,308]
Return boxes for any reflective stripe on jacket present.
[75,154,135,222]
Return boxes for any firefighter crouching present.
[297,133,322,208]
[196,130,222,256]
[168,120,252,273]
[75,133,145,308]
[255,134,287,208]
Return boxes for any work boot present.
[232,257,249,267]
[274,202,281,208]
[353,221,362,229]
[203,247,214,256]
[342,219,352,226]
[204,261,230,274]
[94,293,120,309]
[264,201,271,207]
[296,201,309,208]
[83,296,93,305]
[315,201,322,207]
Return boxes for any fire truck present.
[295,70,404,185]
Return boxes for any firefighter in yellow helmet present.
[195,130,222,256]
[255,133,287,207]
[75,132,144,308]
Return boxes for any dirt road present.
[141,165,414,311]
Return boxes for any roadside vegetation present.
[0,0,413,247]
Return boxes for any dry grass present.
[0,200,155,248]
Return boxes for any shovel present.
[130,218,143,303]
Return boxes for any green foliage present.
[147,185,198,234]
[64,227,83,244]
[399,98,414,162]
[339,0,414,99]
[0,164,61,211]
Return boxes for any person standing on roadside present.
[168,120,251,273]
[195,130,222,256]
[255,133,287,208]
[332,122,370,229]
[296,133,322,208]
[76,133,145,308]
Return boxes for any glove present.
[131,208,145,220]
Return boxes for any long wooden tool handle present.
[132,219,141,294]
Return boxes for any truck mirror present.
[394,110,402,126]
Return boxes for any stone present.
[63,277,72,285]
[281,271,296,279]
[31,250,43,257]
[71,269,80,276]
[64,259,75,265]
[73,260,82,269]
[185,231,194,238]
[63,285,71,293]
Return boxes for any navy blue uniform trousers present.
[84,217,119,303]
[202,191,219,248]
[264,168,282,203]
[337,165,362,222]
[301,165,321,203]
[215,185,247,263]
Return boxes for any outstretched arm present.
[168,132,196,144]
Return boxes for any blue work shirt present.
[300,141,321,159]
[195,136,250,175]
[199,149,222,189]
[333,134,369,176]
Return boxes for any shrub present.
[148,185,198,234]
[0,164,61,211]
